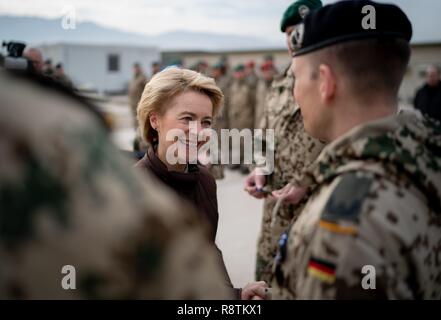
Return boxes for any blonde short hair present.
[137,67,224,144]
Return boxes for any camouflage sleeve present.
[275,171,434,299]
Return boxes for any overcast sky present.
[1,0,440,43]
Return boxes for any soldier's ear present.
[318,64,336,103]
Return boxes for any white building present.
[38,43,160,93]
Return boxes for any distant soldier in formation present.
[209,62,232,179]
[53,63,73,89]
[245,60,258,90]
[0,69,233,299]
[42,59,54,77]
[128,62,148,152]
[254,60,276,129]
[273,0,441,299]
[228,64,256,174]
[151,61,161,76]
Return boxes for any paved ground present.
[98,96,264,288]
[216,169,263,288]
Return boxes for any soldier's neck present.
[328,100,397,142]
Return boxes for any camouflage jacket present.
[273,110,441,299]
[255,66,324,284]
[228,78,255,130]
[0,71,232,299]
[254,78,272,130]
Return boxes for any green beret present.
[234,64,245,72]
[212,62,224,69]
[280,0,323,32]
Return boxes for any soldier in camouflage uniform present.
[245,0,325,284]
[0,70,232,299]
[209,62,232,179]
[273,0,441,299]
[228,64,256,173]
[254,61,276,130]
[128,62,148,153]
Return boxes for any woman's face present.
[151,90,214,165]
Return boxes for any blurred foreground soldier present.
[228,64,256,173]
[54,63,73,88]
[128,62,148,153]
[23,47,43,73]
[0,69,232,299]
[245,0,324,285]
[274,0,441,299]
[414,65,441,122]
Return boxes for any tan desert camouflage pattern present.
[210,74,232,180]
[273,110,441,299]
[255,66,324,284]
[254,79,272,130]
[228,78,255,131]
[0,71,232,300]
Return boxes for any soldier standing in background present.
[53,63,73,89]
[414,65,441,122]
[273,0,441,299]
[128,62,148,152]
[0,69,232,299]
[245,60,258,90]
[244,0,325,286]
[151,61,161,76]
[254,60,276,130]
[42,59,54,77]
[209,62,232,179]
[228,64,256,174]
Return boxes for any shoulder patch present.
[321,172,373,224]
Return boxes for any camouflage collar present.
[304,110,441,211]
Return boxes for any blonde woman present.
[136,67,268,300]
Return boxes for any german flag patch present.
[307,257,336,284]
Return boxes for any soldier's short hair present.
[137,67,224,144]
[309,38,411,104]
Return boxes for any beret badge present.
[291,22,305,51]
[298,5,310,19]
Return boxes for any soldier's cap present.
[234,64,245,72]
[280,0,323,32]
[292,0,412,57]
[212,62,223,69]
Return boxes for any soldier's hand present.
[244,168,267,199]
[270,183,308,205]
[241,281,269,300]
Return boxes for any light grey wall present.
[39,44,160,93]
